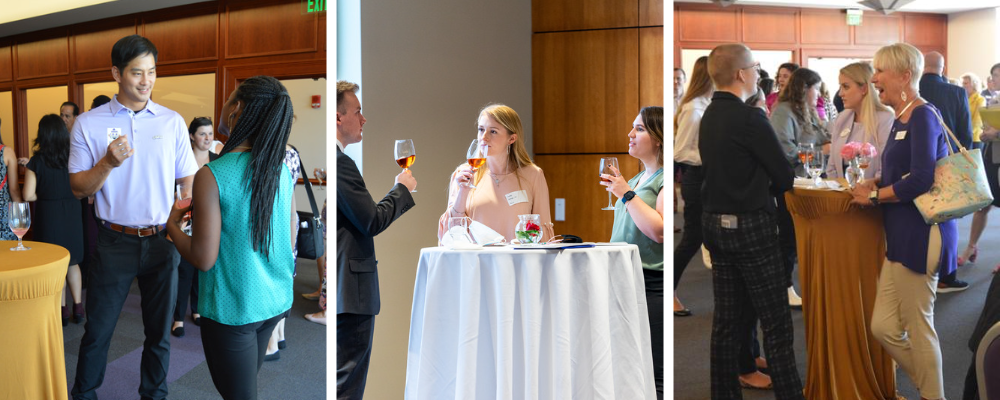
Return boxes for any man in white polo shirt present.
[68,35,197,400]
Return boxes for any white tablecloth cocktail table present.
[405,245,655,400]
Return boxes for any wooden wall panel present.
[639,0,663,27]
[640,27,663,108]
[855,14,901,46]
[743,9,797,44]
[0,45,11,82]
[800,10,850,45]
[904,14,947,47]
[534,154,642,242]
[17,35,69,79]
[533,0,638,32]
[144,8,218,64]
[226,0,317,59]
[678,7,739,43]
[533,29,638,155]
[73,24,137,73]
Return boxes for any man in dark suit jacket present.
[919,51,973,293]
[336,81,417,399]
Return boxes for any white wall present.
[355,0,532,397]
[284,77,328,214]
[947,7,1000,82]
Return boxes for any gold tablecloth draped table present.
[0,241,70,400]
[784,187,896,400]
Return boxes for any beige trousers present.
[871,225,944,399]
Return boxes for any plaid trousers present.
[702,210,804,400]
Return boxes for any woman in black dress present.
[22,114,84,325]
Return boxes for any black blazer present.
[920,73,972,150]
[336,147,415,315]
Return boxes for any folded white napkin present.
[793,178,814,187]
[470,221,505,245]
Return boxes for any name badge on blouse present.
[505,190,529,206]
[840,128,851,138]
[895,130,907,140]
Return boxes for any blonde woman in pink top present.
[438,104,555,243]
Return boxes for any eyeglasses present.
[741,62,761,72]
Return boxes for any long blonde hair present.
[674,56,712,132]
[840,62,891,147]
[473,104,535,189]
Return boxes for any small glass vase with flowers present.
[841,141,878,189]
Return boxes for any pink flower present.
[840,142,861,160]
[841,141,877,160]
[859,142,877,158]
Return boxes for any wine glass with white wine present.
[394,139,417,193]
[8,202,31,251]
[599,157,619,210]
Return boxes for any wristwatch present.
[622,190,637,204]
[869,189,880,206]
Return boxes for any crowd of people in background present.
[674,41,1000,400]
[0,35,328,400]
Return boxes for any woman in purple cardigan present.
[850,43,956,400]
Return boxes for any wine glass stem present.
[608,192,613,208]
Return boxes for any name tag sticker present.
[895,130,907,140]
[505,190,529,206]
[152,135,163,140]
[107,128,122,145]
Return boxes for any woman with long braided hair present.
[167,75,297,400]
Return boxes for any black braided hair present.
[219,76,294,258]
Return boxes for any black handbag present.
[290,145,325,259]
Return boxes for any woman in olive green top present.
[601,106,665,399]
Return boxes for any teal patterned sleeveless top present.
[200,152,295,325]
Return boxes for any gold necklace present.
[895,97,919,119]
[232,146,252,151]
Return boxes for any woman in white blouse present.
[825,62,894,179]
[672,55,711,317]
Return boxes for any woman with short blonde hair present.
[850,42,955,400]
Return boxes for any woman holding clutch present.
[602,106,664,399]
[437,104,554,243]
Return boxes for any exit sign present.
[846,9,863,26]
[303,0,326,13]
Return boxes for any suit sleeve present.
[956,90,973,149]
[337,152,415,238]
